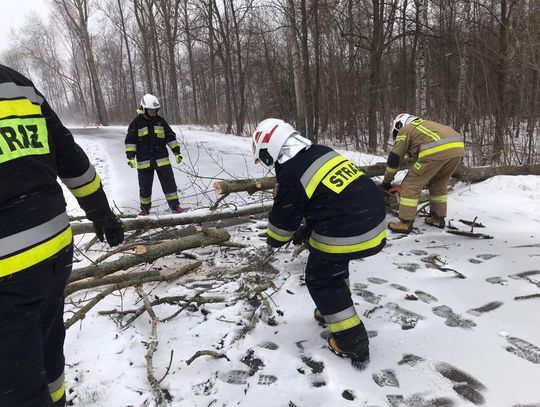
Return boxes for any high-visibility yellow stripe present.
[138,162,151,169]
[0,99,42,119]
[418,142,465,158]
[328,315,361,333]
[430,195,448,203]
[266,228,293,242]
[386,166,398,173]
[125,146,136,152]
[395,135,407,142]
[305,156,347,198]
[140,196,152,204]
[50,383,65,403]
[416,124,440,141]
[308,228,386,254]
[69,174,101,198]
[400,197,418,207]
[157,160,170,167]
[0,227,72,277]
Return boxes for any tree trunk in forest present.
[368,0,384,153]
[183,0,198,123]
[117,0,137,107]
[493,0,513,163]
[286,0,306,135]
[54,0,110,125]
[415,0,428,116]
[300,0,314,140]
[157,0,181,123]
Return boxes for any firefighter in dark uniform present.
[125,94,185,215]
[0,64,124,407]
[252,118,387,366]
[382,113,465,234]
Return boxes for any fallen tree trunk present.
[214,177,276,195]
[213,163,540,194]
[69,229,229,283]
[71,203,271,235]
[452,164,540,183]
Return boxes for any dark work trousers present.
[137,161,179,212]
[305,254,363,340]
[0,246,72,407]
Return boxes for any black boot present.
[327,325,370,369]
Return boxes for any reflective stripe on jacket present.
[383,119,465,183]
[266,144,386,259]
[124,114,180,163]
[0,64,112,277]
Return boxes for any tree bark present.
[71,203,271,235]
[210,164,540,194]
[69,229,228,282]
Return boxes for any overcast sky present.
[0,0,51,54]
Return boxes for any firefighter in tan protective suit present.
[382,114,465,234]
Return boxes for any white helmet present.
[140,94,160,111]
[391,113,419,139]
[252,118,299,166]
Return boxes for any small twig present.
[83,236,98,252]
[65,286,115,329]
[185,350,230,366]
[210,192,230,210]
[136,286,166,406]
[158,350,174,385]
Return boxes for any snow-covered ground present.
[65,127,540,407]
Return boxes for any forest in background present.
[1,0,538,165]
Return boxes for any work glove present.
[127,159,136,168]
[93,212,125,247]
[175,154,183,164]
[381,182,393,192]
[292,224,312,245]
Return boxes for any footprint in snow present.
[352,286,384,304]
[368,302,424,330]
[386,394,455,407]
[390,283,410,292]
[435,362,486,405]
[396,262,422,272]
[218,370,250,385]
[505,336,540,364]
[432,305,476,329]
[485,276,508,286]
[466,301,503,316]
[367,277,388,285]
[414,290,438,304]
[372,369,400,388]
[476,254,498,260]
[258,341,279,350]
[397,354,426,366]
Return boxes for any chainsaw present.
[384,185,401,212]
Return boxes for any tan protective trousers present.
[398,157,461,221]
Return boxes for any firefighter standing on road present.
[125,94,185,215]
[382,113,465,234]
[252,118,387,367]
[0,64,124,407]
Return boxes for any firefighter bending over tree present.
[125,94,185,215]
[252,118,387,367]
[382,114,465,234]
[0,64,124,407]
